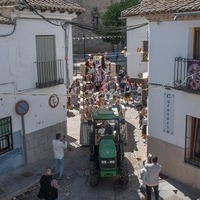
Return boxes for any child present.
[139,160,147,193]
[139,154,152,193]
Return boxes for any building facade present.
[122,0,200,190]
[0,0,84,174]
[126,16,148,78]
[72,0,121,56]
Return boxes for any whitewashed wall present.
[126,17,148,78]
[148,20,200,148]
[0,11,77,172]
[0,14,75,134]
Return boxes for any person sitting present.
[98,120,113,135]
[119,79,126,94]
[124,81,131,104]
[112,99,123,118]
[87,62,96,82]
[96,94,107,108]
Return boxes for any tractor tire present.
[89,162,99,186]
[89,132,95,161]
[119,160,129,185]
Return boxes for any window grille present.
[142,41,148,62]
[185,115,200,167]
[0,116,13,155]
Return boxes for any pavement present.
[1,100,200,200]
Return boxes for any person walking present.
[38,168,59,200]
[52,133,67,179]
[145,156,162,200]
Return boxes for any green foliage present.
[96,0,139,45]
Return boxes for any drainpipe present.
[63,22,70,87]
[63,22,70,136]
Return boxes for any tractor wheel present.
[89,162,99,186]
[119,160,129,185]
[89,132,95,161]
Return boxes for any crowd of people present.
[67,54,145,110]
[66,53,148,139]
[37,53,154,200]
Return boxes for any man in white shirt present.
[145,156,162,200]
[52,133,67,179]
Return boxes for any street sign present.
[15,100,29,116]
[49,94,59,108]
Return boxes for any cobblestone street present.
[16,103,147,200]
[12,102,200,200]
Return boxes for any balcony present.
[36,59,64,88]
[174,57,200,94]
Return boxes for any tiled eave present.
[0,16,14,24]
[121,0,200,18]
[0,0,85,15]
[144,13,200,22]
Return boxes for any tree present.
[96,0,139,45]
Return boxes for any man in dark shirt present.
[38,168,59,200]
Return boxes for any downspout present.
[63,22,70,136]
[63,22,70,87]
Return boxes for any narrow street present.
[16,103,147,200]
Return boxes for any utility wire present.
[0,20,16,37]
[22,0,148,33]
[0,0,148,38]
[22,0,65,27]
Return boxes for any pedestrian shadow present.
[112,157,142,199]
[65,133,83,151]
[67,111,75,117]
[161,177,200,199]
[124,121,138,153]
[65,134,77,146]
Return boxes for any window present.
[185,115,200,167]
[0,116,13,155]
[35,35,64,88]
[92,16,99,27]
[193,28,200,60]
[142,41,148,62]
[91,7,99,28]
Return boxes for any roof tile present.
[0,15,13,24]
[121,0,200,17]
[0,0,85,14]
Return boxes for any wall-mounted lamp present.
[173,15,177,21]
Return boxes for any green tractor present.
[88,108,129,186]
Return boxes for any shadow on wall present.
[0,130,23,175]
[0,147,23,175]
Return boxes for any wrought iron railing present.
[36,59,64,88]
[142,52,148,62]
[174,57,200,93]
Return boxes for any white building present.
[121,6,148,78]
[122,0,200,190]
[0,0,84,174]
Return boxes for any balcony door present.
[194,28,200,60]
[36,35,57,84]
